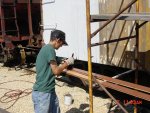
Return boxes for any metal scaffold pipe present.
[134,0,139,113]
[27,0,33,37]
[85,0,93,113]
[91,0,137,38]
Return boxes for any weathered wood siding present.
[99,0,150,71]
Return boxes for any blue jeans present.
[32,91,60,113]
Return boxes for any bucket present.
[64,94,73,105]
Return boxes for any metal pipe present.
[13,0,20,39]
[134,0,140,113]
[118,21,136,67]
[94,78,128,113]
[91,35,136,47]
[91,0,137,38]
[138,21,148,28]
[27,0,33,37]
[0,1,6,36]
[85,0,93,113]
[64,68,150,113]
[39,0,43,36]
[73,68,150,94]
[42,0,55,5]
[64,68,150,101]
[112,69,135,79]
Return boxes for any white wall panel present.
[42,0,100,63]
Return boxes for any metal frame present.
[0,0,34,42]
[0,0,19,41]
[63,68,150,112]
[85,0,150,113]
[64,68,150,101]
[27,0,33,37]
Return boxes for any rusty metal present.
[0,30,18,33]
[91,0,137,38]
[84,0,145,112]
[0,1,6,37]
[100,73,149,93]
[13,0,20,39]
[101,81,150,101]
[0,1,5,54]
[138,21,148,28]
[64,68,150,101]
[91,35,136,47]
[74,68,150,94]
[27,0,33,45]
[93,76,128,113]
[64,0,149,112]
[0,0,42,66]
[2,0,40,4]
[85,0,93,113]
[0,0,19,42]
[0,1,19,37]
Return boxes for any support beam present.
[85,0,93,113]
[63,68,150,101]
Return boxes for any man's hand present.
[65,57,74,65]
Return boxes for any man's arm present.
[50,60,68,75]
[50,57,74,75]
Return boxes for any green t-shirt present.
[33,44,56,93]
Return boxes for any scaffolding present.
[0,0,34,43]
[0,0,40,64]
[85,0,150,113]
[0,0,19,47]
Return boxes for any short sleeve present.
[46,47,56,63]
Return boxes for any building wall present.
[42,0,150,71]
[99,0,150,71]
[99,0,135,66]
[139,0,150,71]
[42,0,100,62]
[138,0,150,52]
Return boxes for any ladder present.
[0,0,20,61]
[0,0,20,43]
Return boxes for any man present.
[32,29,74,113]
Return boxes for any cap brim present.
[63,41,68,46]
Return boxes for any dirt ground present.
[0,64,111,113]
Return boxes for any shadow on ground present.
[65,103,89,113]
[0,108,10,113]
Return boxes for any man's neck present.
[49,41,55,48]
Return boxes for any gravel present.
[0,64,110,113]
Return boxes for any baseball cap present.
[51,29,68,46]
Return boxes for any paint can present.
[64,94,73,105]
